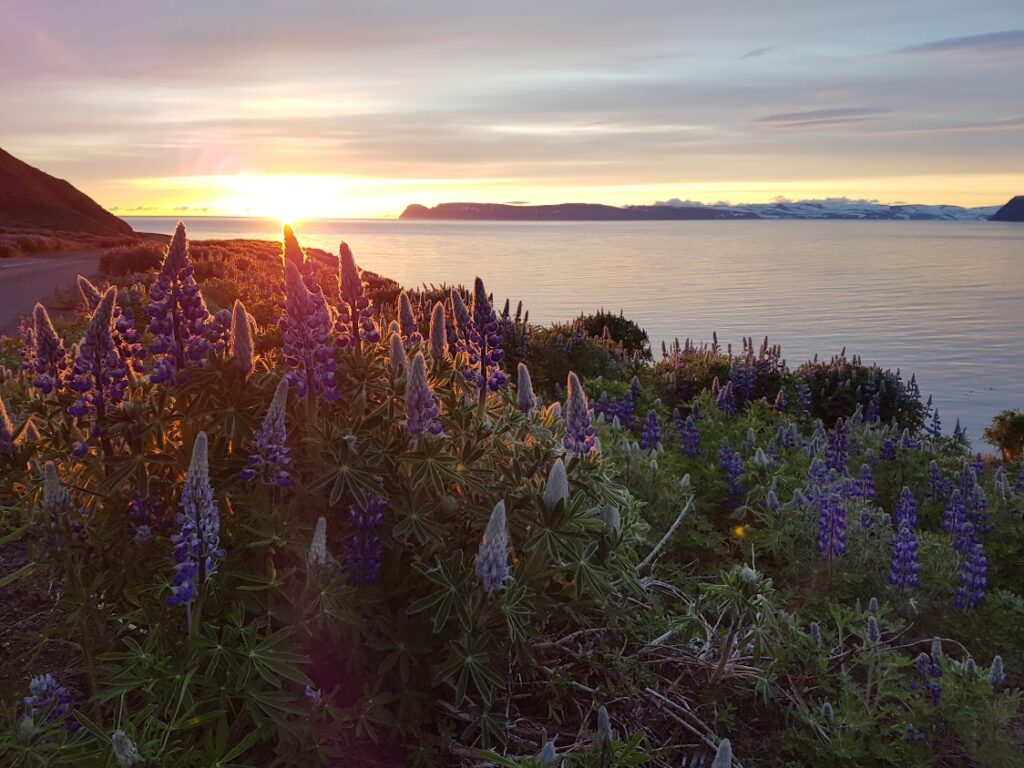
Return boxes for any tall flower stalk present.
[241,378,292,486]
[336,242,380,354]
[167,432,224,634]
[30,303,68,394]
[147,222,213,383]
[475,500,510,592]
[230,299,254,379]
[563,371,596,456]
[68,287,125,458]
[281,259,339,412]
[405,352,442,439]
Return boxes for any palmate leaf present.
[432,635,504,706]
[407,558,462,633]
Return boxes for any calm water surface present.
[125,217,1024,445]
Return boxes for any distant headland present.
[402,198,1018,222]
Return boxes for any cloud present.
[740,46,774,59]
[895,29,1024,55]
[754,107,889,128]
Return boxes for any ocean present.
[123,216,1024,445]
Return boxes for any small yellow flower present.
[733,525,746,538]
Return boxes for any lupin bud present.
[821,701,834,723]
[405,352,442,437]
[308,516,329,566]
[599,505,621,536]
[989,656,1004,687]
[517,362,537,414]
[428,301,447,360]
[475,500,510,592]
[754,447,771,469]
[389,331,408,376]
[111,730,141,768]
[595,705,612,748]
[866,616,881,645]
[0,394,15,455]
[42,461,70,512]
[563,371,596,455]
[77,274,104,312]
[930,638,943,663]
[543,458,570,508]
[711,738,732,768]
[868,596,879,614]
[964,657,978,680]
[538,741,558,767]
[810,621,823,648]
[230,300,254,379]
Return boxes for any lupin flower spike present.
[475,500,510,592]
[307,516,329,566]
[405,352,442,438]
[543,458,570,508]
[563,371,596,455]
[230,300,254,379]
[989,655,1005,687]
[281,259,339,401]
[241,377,292,486]
[538,741,557,767]
[31,303,68,394]
[68,287,128,429]
[428,301,447,360]
[336,242,380,351]
[711,738,732,768]
[600,504,621,536]
[398,291,421,348]
[389,330,409,376]
[595,705,612,748]
[111,730,141,768]
[0,394,15,456]
[889,521,920,592]
[77,274,103,311]
[517,362,537,414]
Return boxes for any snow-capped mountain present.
[653,197,1000,221]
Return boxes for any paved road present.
[0,250,103,335]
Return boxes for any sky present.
[2,1,1023,219]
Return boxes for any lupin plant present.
[563,371,596,456]
[428,301,447,361]
[893,487,919,528]
[77,273,104,311]
[475,500,510,592]
[336,242,381,352]
[281,259,339,405]
[30,303,68,394]
[816,489,847,561]
[718,438,744,507]
[405,351,443,438]
[67,287,127,454]
[21,673,78,733]
[889,521,920,592]
[241,377,292,486]
[640,409,661,451]
[457,277,507,409]
[147,222,214,383]
[397,290,422,348]
[167,432,224,631]
[345,491,386,584]
[955,540,988,612]
[517,361,537,414]
[230,299,254,379]
[0,394,15,456]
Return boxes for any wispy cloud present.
[740,46,774,59]
[895,29,1024,55]
[754,107,889,128]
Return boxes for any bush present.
[984,410,1024,462]
[99,242,165,276]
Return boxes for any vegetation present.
[0,223,1021,767]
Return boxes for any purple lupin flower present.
[994,465,1012,502]
[241,378,292,486]
[345,491,386,584]
[816,491,846,561]
[1016,467,1024,495]
[336,242,380,352]
[230,300,254,379]
[715,380,737,415]
[640,410,661,451]
[773,388,787,412]
[280,260,339,402]
[894,487,918,529]
[167,432,224,618]
[406,352,443,438]
[456,278,506,395]
[0,394,15,456]
[825,418,848,473]
[68,287,128,430]
[397,291,422,349]
[112,299,146,377]
[913,651,942,706]
[30,303,68,394]
[853,463,876,500]
[563,371,596,456]
[678,414,701,458]
[147,222,213,383]
[22,673,78,732]
[942,489,966,535]
[889,521,919,592]
[475,500,510,592]
[718,438,744,507]
[128,492,171,546]
[880,437,896,461]
[955,540,988,612]
[928,408,941,438]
